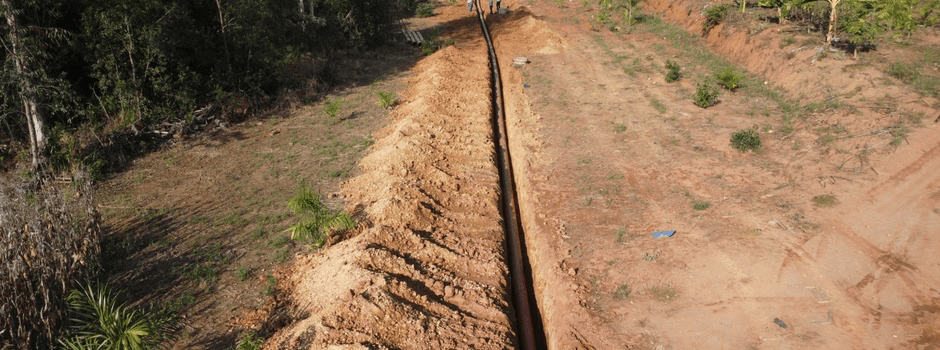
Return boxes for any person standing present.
[468,0,473,13]
[489,0,500,14]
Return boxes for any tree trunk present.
[214,0,232,77]
[3,0,47,170]
[827,0,841,43]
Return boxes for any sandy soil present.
[493,0,940,349]
[264,5,518,349]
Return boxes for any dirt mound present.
[264,42,516,348]
[492,8,568,55]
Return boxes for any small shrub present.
[693,82,720,108]
[415,3,435,17]
[234,332,263,350]
[420,40,436,56]
[58,283,174,350]
[692,200,711,210]
[323,98,343,122]
[889,121,908,146]
[614,123,627,133]
[650,98,666,113]
[263,274,277,296]
[285,185,356,247]
[376,91,397,109]
[236,266,250,281]
[715,66,744,91]
[730,129,761,152]
[664,60,681,82]
[702,4,731,35]
[614,284,632,300]
[615,227,627,243]
[648,282,680,302]
[812,194,839,207]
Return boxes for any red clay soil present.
[493,0,940,349]
[264,6,518,349]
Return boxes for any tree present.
[2,0,48,170]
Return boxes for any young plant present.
[730,129,761,152]
[59,283,173,350]
[323,98,343,122]
[692,200,711,210]
[702,4,731,35]
[693,81,720,108]
[715,66,744,91]
[234,332,263,350]
[376,91,397,109]
[664,60,681,82]
[285,185,356,247]
[415,3,435,17]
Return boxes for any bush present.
[702,4,731,35]
[730,129,761,152]
[323,98,343,122]
[285,185,356,247]
[664,60,682,82]
[58,283,174,350]
[234,332,264,350]
[416,3,435,17]
[377,91,397,109]
[1,173,101,349]
[715,67,744,91]
[693,82,720,108]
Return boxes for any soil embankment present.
[265,9,518,349]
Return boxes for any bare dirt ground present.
[495,0,940,348]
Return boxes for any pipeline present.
[471,2,545,349]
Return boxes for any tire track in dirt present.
[264,33,518,348]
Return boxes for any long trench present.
[472,2,546,349]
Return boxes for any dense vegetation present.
[1,0,415,174]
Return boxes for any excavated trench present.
[472,2,545,349]
[262,2,565,349]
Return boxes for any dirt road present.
[493,0,940,348]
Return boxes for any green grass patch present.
[614,284,632,300]
[692,200,711,211]
[888,61,940,98]
[615,227,627,243]
[236,266,250,281]
[263,274,277,296]
[812,194,839,208]
[648,282,680,302]
[730,129,761,152]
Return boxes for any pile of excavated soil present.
[264,36,518,349]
